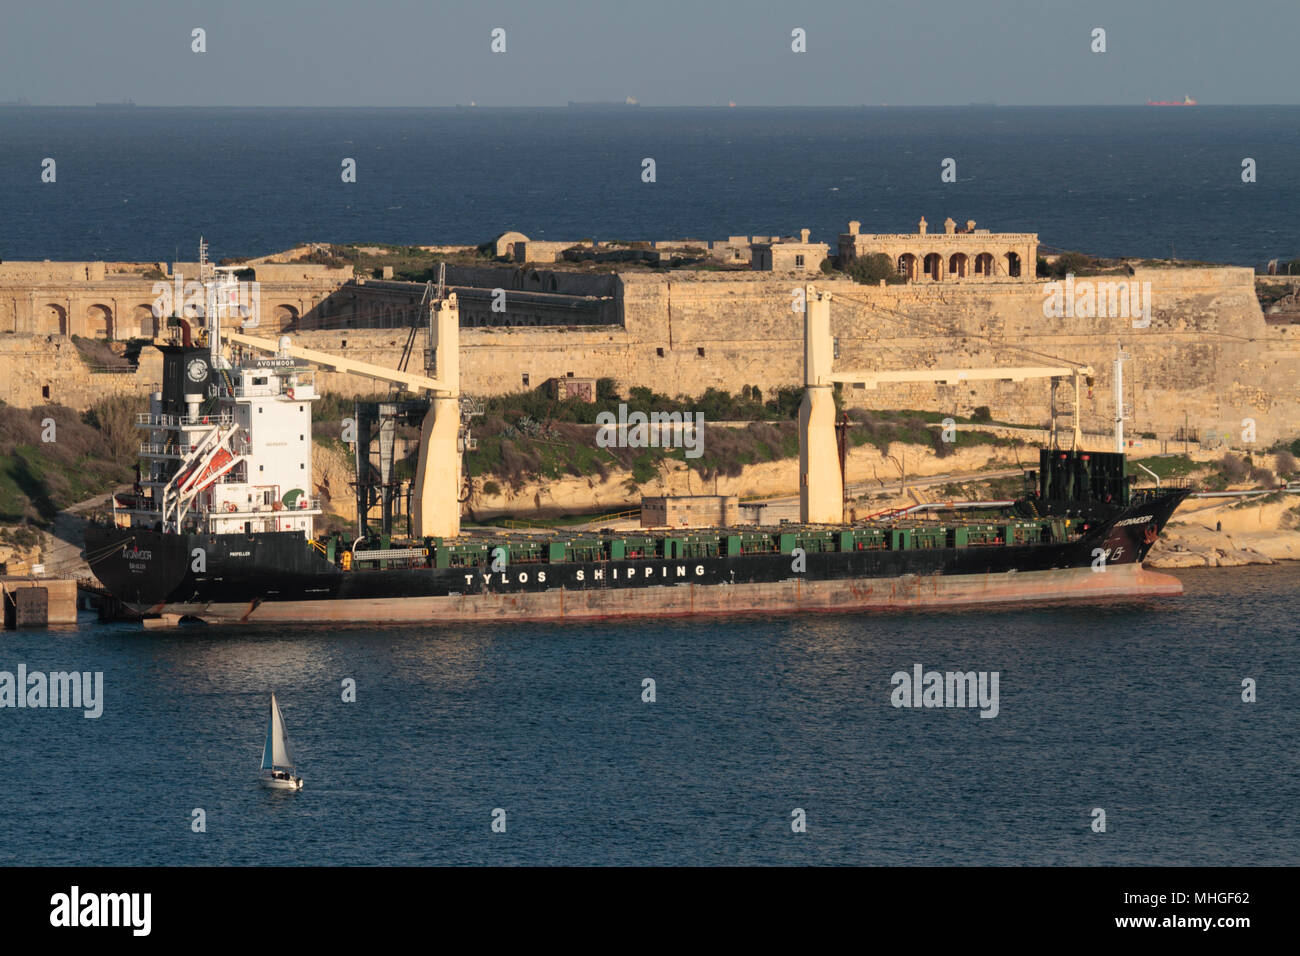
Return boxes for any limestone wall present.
[612,267,1299,446]
[1,264,1296,450]
[0,335,162,409]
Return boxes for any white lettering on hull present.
[462,564,707,589]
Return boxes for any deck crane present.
[222,293,464,538]
[799,285,1094,524]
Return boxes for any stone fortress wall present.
[1,249,1296,449]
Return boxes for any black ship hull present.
[85,490,1190,625]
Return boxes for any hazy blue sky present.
[2,0,1297,107]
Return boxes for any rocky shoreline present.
[1144,497,1300,568]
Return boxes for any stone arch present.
[974,252,994,277]
[133,304,159,338]
[948,253,968,278]
[923,253,943,281]
[274,304,299,331]
[493,231,529,258]
[897,253,918,282]
[86,303,114,339]
[38,303,68,335]
[1004,251,1022,277]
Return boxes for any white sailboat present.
[259,692,303,790]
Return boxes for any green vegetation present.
[0,524,43,553]
[1036,251,1118,278]
[1125,452,1296,493]
[1128,454,1200,480]
[69,335,135,368]
[472,381,803,427]
[290,243,494,280]
[0,398,139,527]
[1268,436,1300,460]
[1273,449,1297,478]
[1035,250,1226,278]
[308,383,1040,491]
[931,475,1026,501]
[1133,258,1222,269]
[843,409,1025,458]
[822,253,907,285]
[1256,282,1294,309]
[845,253,906,285]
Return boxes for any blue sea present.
[2,107,1297,866]
[0,564,1295,866]
[1,106,1298,265]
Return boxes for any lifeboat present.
[177,448,235,494]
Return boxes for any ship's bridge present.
[116,351,322,536]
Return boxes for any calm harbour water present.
[2,106,1296,865]
[1,106,1298,264]
[0,564,1295,866]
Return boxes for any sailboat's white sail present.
[262,693,296,770]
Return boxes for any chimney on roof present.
[800,228,810,243]
[944,217,956,234]
[848,220,860,235]
[918,217,928,235]
[966,220,976,232]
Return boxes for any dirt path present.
[40,485,131,580]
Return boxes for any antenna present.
[199,238,223,364]
[1113,342,1130,453]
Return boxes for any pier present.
[1,575,78,628]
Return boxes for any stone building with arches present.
[837,218,1038,283]
[0,259,350,338]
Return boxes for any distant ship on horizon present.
[568,96,639,110]
[1147,95,1197,106]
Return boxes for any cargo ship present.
[1146,96,1197,106]
[85,271,1191,625]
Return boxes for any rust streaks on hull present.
[156,564,1183,627]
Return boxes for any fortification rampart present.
[0,262,345,339]
[1,263,1295,448]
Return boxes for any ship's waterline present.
[151,563,1183,626]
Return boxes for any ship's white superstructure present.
[121,348,322,537]
[113,251,321,538]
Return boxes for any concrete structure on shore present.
[641,494,741,529]
[2,576,77,628]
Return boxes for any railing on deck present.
[136,412,234,428]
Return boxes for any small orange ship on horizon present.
[1147,95,1197,106]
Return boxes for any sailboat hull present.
[259,771,303,791]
